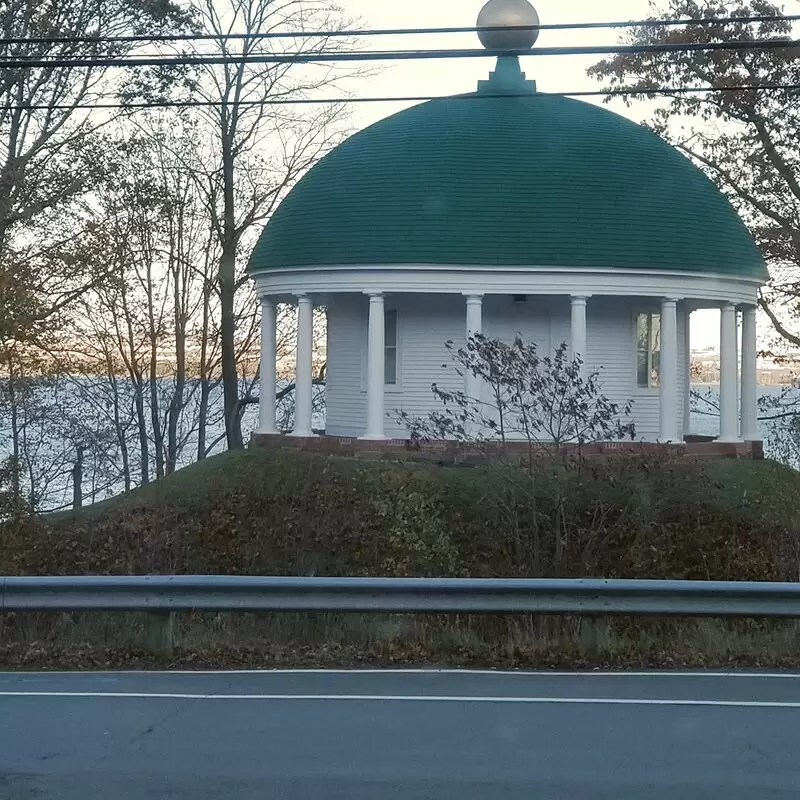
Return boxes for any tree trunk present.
[133,378,150,486]
[166,370,185,475]
[110,372,132,493]
[71,445,84,510]
[101,343,132,494]
[166,231,187,475]
[198,378,210,460]
[219,128,243,450]
[197,279,213,461]
[148,357,165,480]
[144,255,165,480]
[6,351,21,500]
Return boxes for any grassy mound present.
[4,446,799,582]
[3,448,800,669]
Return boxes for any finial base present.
[477,56,537,95]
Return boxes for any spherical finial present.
[477,0,540,51]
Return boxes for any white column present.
[291,294,314,437]
[258,297,278,434]
[718,303,740,442]
[741,304,760,440]
[683,305,692,439]
[570,295,588,375]
[464,294,483,400]
[363,291,387,440]
[659,298,679,443]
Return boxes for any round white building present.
[248,0,767,449]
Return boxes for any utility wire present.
[5,84,799,112]
[3,38,800,70]
[1,14,799,47]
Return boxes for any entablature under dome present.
[251,264,761,307]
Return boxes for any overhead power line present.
[5,83,799,112]
[1,14,799,47]
[3,38,800,70]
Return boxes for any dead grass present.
[4,450,800,670]
[3,612,800,671]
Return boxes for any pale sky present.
[342,0,656,129]
[334,0,783,351]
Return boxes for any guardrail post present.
[144,611,175,658]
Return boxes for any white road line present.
[2,669,800,678]
[2,692,800,708]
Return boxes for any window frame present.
[360,304,402,393]
[383,308,398,387]
[635,310,662,390]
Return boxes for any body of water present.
[690,384,793,442]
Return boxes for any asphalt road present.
[2,669,800,799]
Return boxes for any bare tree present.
[0,0,191,346]
[61,121,224,483]
[588,0,800,352]
[0,0,193,504]
[177,0,358,449]
[1,1,359,504]
[0,342,122,510]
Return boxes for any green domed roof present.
[250,64,766,280]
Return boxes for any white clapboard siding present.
[483,294,554,350]
[385,294,465,438]
[585,297,648,438]
[325,294,367,436]
[325,292,686,441]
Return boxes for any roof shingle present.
[249,89,767,280]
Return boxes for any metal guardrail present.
[3,576,800,617]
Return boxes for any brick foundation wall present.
[250,433,764,463]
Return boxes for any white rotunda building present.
[248,0,768,450]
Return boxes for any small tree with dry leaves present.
[397,335,635,454]
[396,335,637,573]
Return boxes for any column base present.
[359,434,390,442]
[290,430,317,438]
[716,436,743,444]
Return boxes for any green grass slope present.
[7,447,798,582]
[4,450,800,670]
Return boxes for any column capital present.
[295,292,312,303]
[363,289,384,299]
[464,292,484,304]
[660,297,681,306]
[570,294,590,303]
